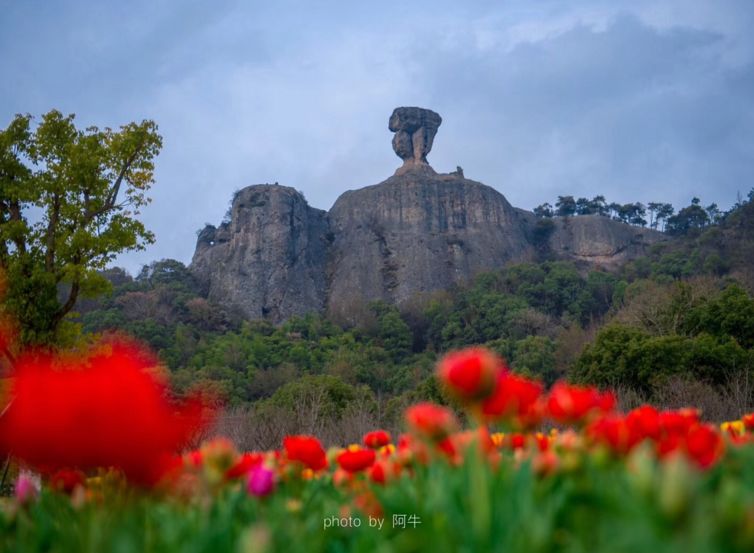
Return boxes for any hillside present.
[78,190,754,421]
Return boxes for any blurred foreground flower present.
[405,403,458,442]
[0,339,211,485]
[337,447,376,473]
[14,471,40,504]
[226,452,264,480]
[282,435,327,471]
[363,430,391,449]
[247,465,276,497]
[437,347,502,403]
[482,372,544,427]
[546,382,615,425]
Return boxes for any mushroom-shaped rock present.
[389,107,442,174]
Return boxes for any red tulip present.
[405,402,458,441]
[437,347,503,403]
[363,430,391,449]
[659,409,699,435]
[685,424,723,469]
[535,433,551,452]
[482,373,543,424]
[337,448,376,473]
[509,433,527,450]
[0,339,209,485]
[226,452,264,480]
[626,406,661,441]
[546,382,614,425]
[282,435,327,471]
[369,459,387,484]
[186,450,203,468]
[656,432,684,459]
[588,414,639,455]
[437,436,458,462]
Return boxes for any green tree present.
[370,302,413,362]
[136,258,196,291]
[655,203,674,231]
[555,195,577,217]
[531,218,555,255]
[533,202,553,218]
[683,285,754,348]
[647,202,662,229]
[591,195,609,216]
[0,110,162,344]
[575,197,594,215]
[510,335,558,384]
[264,374,374,419]
[666,199,710,235]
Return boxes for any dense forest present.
[78,190,754,428]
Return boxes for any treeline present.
[532,192,748,235]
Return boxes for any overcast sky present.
[2,0,753,274]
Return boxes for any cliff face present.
[191,185,329,323]
[548,214,663,267]
[190,107,667,323]
[326,167,534,323]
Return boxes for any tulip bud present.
[14,471,40,505]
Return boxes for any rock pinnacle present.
[389,107,442,175]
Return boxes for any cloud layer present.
[2,0,753,273]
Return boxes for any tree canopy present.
[0,110,162,344]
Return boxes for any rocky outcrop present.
[326,170,534,323]
[513,210,666,268]
[191,107,667,323]
[548,215,663,267]
[191,185,330,323]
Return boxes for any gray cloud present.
[1,1,752,273]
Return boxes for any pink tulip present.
[247,465,275,497]
[15,471,40,504]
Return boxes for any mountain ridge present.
[191,107,666,324]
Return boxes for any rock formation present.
[389,107,442,175]
[549,214,662,266]
[326,171,533,324]
[191,107,666,324]
[191,185,329,322]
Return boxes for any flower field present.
[2,336,754,552]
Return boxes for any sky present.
[2,0,753,274]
